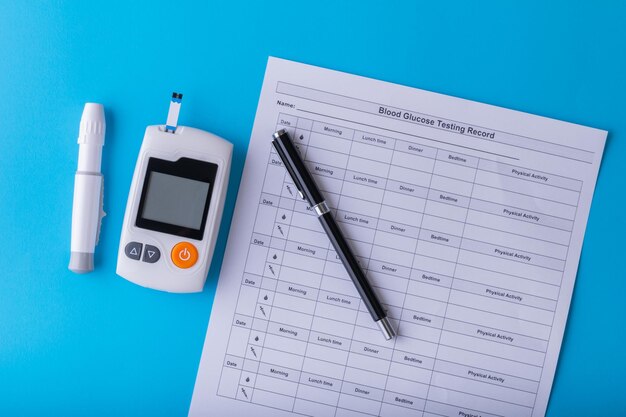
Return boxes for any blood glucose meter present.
[116,94,232,293]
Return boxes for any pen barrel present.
[69,173,103,273]
[318,212,386,320]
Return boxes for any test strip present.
[165,92,183,133]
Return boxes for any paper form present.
[189,57,606,417]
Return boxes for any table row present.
[265,154,579,221]
[276,115,585,189]
[220,342,536,417]
[249,228,567,287]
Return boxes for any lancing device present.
[69,103,106,273]
[272,129,396,341]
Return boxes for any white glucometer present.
[116,94,232,292]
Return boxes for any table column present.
[415,150,479,414]
[424,160,580,417]
[243,114,316,411]
[328,130,396,417]
[379,139,438,417]
[217,136,288,401]
[280,122,357,416]
[286,122,356,416]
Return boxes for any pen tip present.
[377,317,396,340]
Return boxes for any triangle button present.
[124,242,143,261]
[142,245,161,264]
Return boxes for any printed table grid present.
[216,112,581,417]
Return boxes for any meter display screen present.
[142,172,209,229]
[136,157,217,240]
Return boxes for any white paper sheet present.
[189,57,606,417]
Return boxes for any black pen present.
[272,129,396,341]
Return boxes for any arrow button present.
[142,245,161,264]
[124,242,143,261]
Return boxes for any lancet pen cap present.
[78,103,106,145]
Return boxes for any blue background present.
[0,1,624,415]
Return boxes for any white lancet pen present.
[69,103,106,273]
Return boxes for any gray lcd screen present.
[141,172,210,230]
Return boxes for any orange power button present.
[171,242,198,269]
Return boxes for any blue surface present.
[0,1,624,415]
